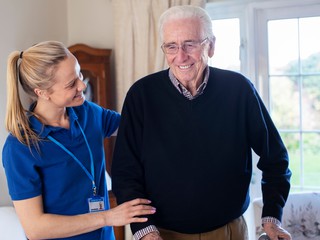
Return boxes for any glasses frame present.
[161,37,208,55]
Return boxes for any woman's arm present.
[14,195,155,240]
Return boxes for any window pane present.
[268,16,320,191]
[299,17,320,73]
[281,132,300,187]
[268,19,299,75]
[270,76,299,129]
[302,76,320,130]
[209,18,240,71]
[303,133,320,186]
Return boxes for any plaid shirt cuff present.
[133,225,159,240]
[261,216,281,227]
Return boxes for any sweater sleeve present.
[247,86,291,222]
[111,85,156,234]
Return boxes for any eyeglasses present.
[161,37,208,55]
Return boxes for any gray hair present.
[159,5,215,42]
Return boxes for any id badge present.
[88,196,105,212]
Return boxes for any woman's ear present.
[34,88,49,100]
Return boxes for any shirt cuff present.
[261,216,281,227]
[133,225,159,240]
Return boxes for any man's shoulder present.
[209,67,254,88]
[129,69,169,92]
[136,69,168,84]
[209,67,246,79]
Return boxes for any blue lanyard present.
[47,120,97,196]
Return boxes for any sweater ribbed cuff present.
[261,216,281,227]
[133,225,159,240]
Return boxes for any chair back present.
[252,192,320,239]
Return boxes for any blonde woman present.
[2,41,156,240]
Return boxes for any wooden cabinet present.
[68,44,124,240]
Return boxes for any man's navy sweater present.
[112,67,291,234]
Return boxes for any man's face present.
[162,17,213,87]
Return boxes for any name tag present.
[88,196,105,212]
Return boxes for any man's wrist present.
[261,216,281,227]
[133,225,159,240]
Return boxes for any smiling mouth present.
[179,65,192,69]
[74,93,83,99]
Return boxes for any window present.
[210,18,240,72]
[206,0,320,192]
[261,11,320,192]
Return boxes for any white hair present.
[158,5,215,42]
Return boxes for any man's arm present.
[112,88,156,235]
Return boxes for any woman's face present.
[46,53,86,108]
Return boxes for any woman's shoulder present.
[2,133,33,159]
[71,100,120,124]
[71,100,102,114]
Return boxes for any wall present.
[67,0,116,110]
[67,0,114,48]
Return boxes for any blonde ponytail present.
[5,52,36,146]
[5,41,68,147]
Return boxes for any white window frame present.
[254,2,320,192]
[250,0,320,107]
[207,0,320,102]
[206,1,249,76]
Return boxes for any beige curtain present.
[112,0,206,111]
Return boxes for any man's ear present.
[34,88,49,100]
[208,37,216,58]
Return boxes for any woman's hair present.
[6,41,69,147]
[158,5,215,42]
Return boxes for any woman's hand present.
[105,198,156,226]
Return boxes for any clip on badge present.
[88,196,105,212]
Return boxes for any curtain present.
[112,0,206,111]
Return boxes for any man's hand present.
[141,231,163,240]
[263,222,292,240]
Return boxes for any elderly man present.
[112,5,292,240]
